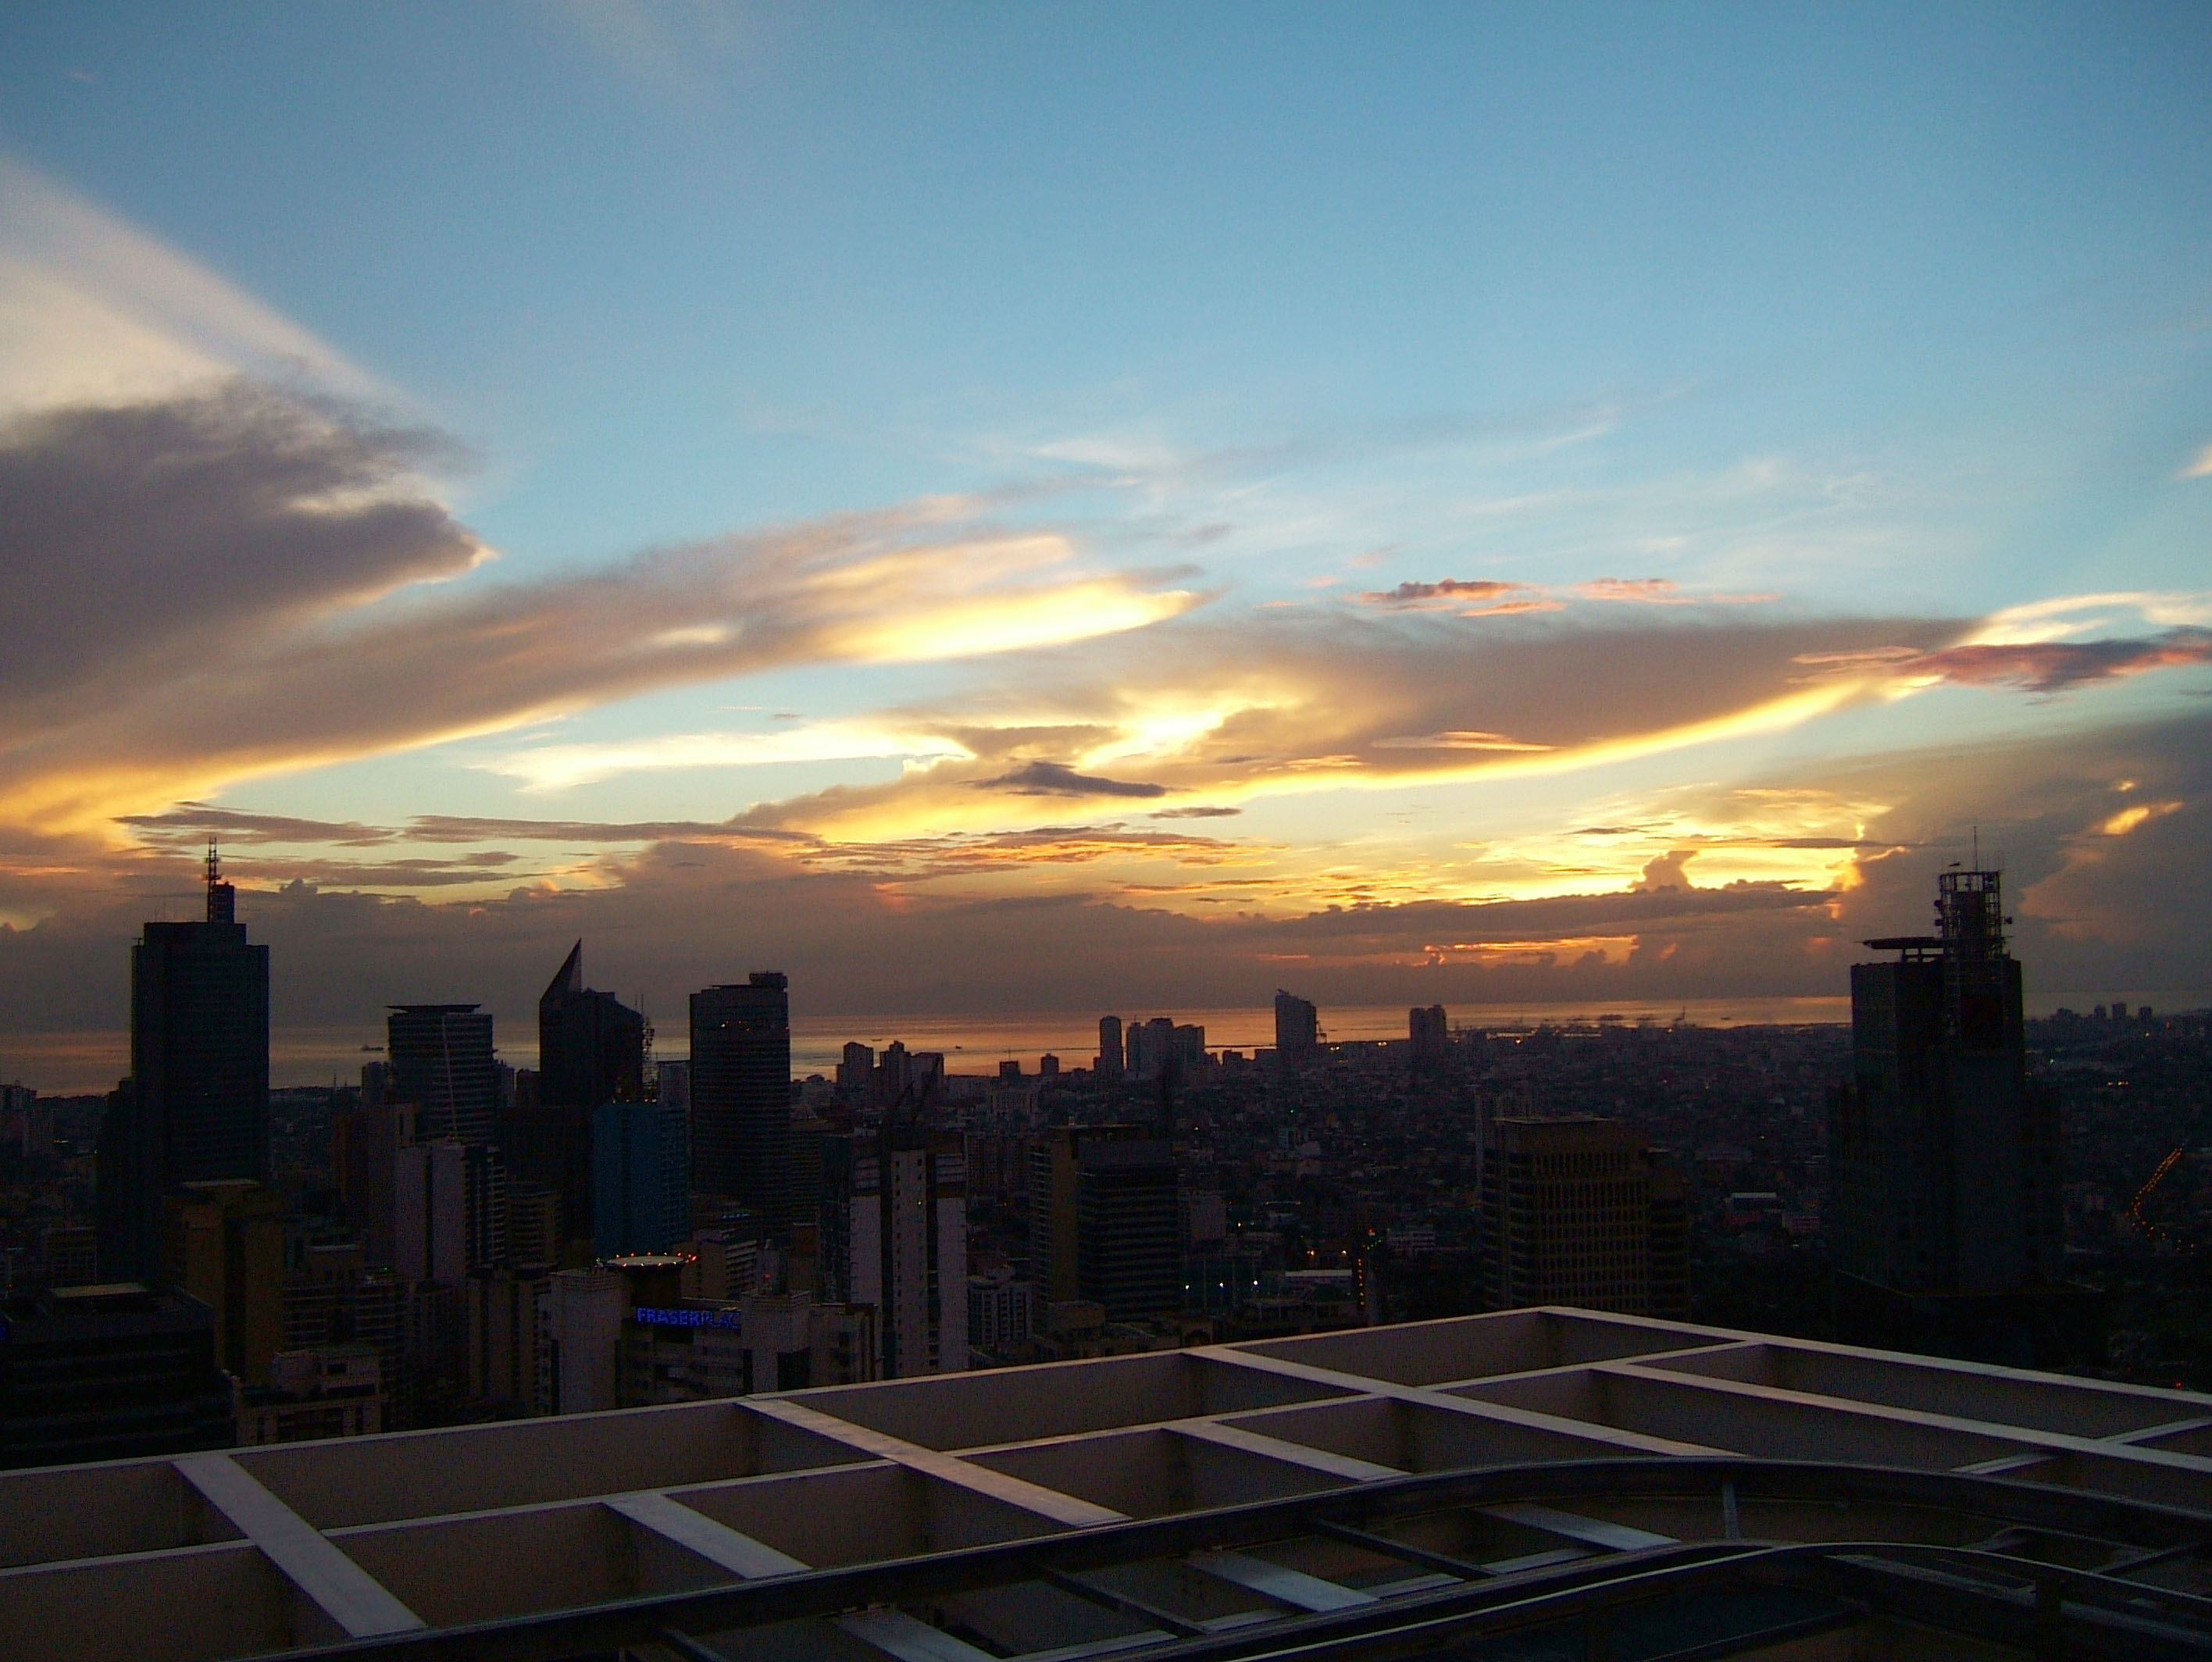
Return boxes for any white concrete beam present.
[743,1396,1128,1528]
[605,1491,808,1579]
[1168,1418,1401,1483]
[1189,1344,1724,1457]
[1483,1502,1675,1552]
[1190,1550,1377,1612]
[174,1453,423,1639]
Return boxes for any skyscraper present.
[1096,1015,1123,1080]
[1028,1125,1180,1318]
[1076,1135,1181,1320]
[1274,990,1319,1061]
[822,1125,968,1378]
[1828,868,2077,1363]
[1479,1118,1688,1318]
[386,1005,497,1145]
[531,941,646,1249]
[394,1140,507,1282]
[591,1099,689,1258]
[836,1042,875,1094]
[1409,1004,1450,1068]
[98,847,270,1282]
[1126,1017,1174,1081]
[691,973,792,1236]
[537,942,646,1111]
[332,1100,420,1268]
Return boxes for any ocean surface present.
[0,997,1844,1093]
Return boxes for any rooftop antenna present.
[203,838,236,923]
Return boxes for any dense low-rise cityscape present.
[2,851,2204,1469]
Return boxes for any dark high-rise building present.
[591,1100,689,1259]
[528,941,646,1250]
[332,1100,420,1268]
[1410,1004,1450,1068]
[1479,1118,1688,1319]
[1828,868,2080,1364]
[386,1005,497,1145]
[537,942,645,1111]
[691,973,792,1236]
[1274,990,1318,1060]
[1076,1136,1181,1321]
[1126,1017,1176,1081]
[1028,1125,1180,1319]
[836,1042,875,1094]
[1096,1015,1124,1079]
[98,848,270,1282]
[0,1282,234,1468]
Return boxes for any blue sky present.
[1,4,2209,1071]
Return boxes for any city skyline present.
[3,8,2210,1077]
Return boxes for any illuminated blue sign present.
[633,1306,741,1331]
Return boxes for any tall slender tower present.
[690,973,792,1236]
[1829,867,2076,1362]
[533,941,645,1246]
[98,844,271,1282]
[1096,1015,1124,1080]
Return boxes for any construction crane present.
[2126,1144,2188,1239]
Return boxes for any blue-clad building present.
[591,1100,688,1259]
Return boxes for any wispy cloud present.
[1575,576,1779,605]
[0,156,380,416]
[1372,731,1555,752]
[1358,573,1777,615]
[479,722,972,793]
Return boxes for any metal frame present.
[262,1457,2212,1661]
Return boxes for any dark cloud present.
[118,804,396,847]
[1359,577,1531,607]
[0,383,480,719]
[1150,805,1242,819]
[975,761,1168,799]
[1899,629,2212,695]
[218,853,536,888]
[0,383,1193,831]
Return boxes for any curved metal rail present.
[269,1457,2212,1661]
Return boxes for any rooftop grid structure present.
[11,1308,2212,1660]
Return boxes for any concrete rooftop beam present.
[604,1490,808,1581]
[1186,1343,1725,1458]
[173,1453,423,1642]
[742,1396,1128,1529]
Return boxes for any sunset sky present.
[2,5,2209,1081]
